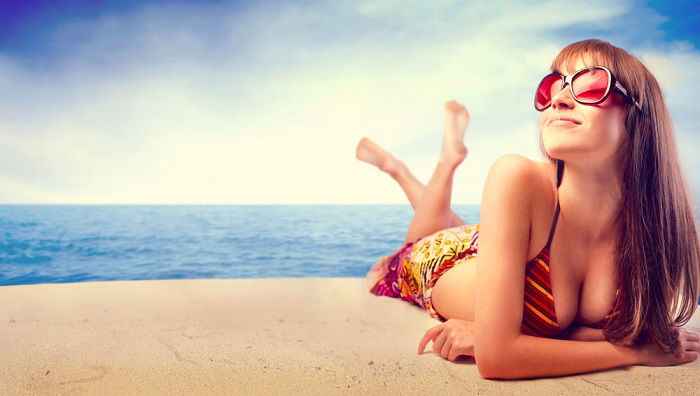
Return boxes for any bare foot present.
[440,100,469,166]
[355,137,404,176]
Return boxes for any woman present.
[358,39,700,379]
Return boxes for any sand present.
[0,278,698,395]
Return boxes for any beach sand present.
[1,278,698,395]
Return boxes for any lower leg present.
[356,137,465,227]
[391,162,466,228]
[402,100,470,244]
[403,160,461,244]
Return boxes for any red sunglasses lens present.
[535,74,561,110]
[572,68,609,103]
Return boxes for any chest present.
[544,239,620,330]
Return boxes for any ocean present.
[0,205,481,286]
[3,204,699,306]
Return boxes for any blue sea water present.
[3,204,700,306]
[0,205,481,286]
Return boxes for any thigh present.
[431,256,479,321]
[408,224,478,264]
[403,224,479,319]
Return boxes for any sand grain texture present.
[0,278,698,395]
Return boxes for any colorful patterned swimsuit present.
[366,160,623,338]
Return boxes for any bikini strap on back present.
[545,159,564,250]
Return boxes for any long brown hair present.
[538,39,699,352]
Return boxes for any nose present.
[551,83,575,110]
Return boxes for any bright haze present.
[0,0,698,204]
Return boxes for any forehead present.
[553,53,597,76]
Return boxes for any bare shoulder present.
[484,154,546,208]
[481,154,557,259]
[488,154,542,178]
[479,153,543,250]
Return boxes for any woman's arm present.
[474,155,639,379]
[484,335,638,379]
[488,326,700,378]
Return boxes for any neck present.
[557,159,622,244]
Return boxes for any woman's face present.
[539,56,627,166]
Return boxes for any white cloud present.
[0,0,697,204]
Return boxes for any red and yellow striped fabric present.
[521,247,622,337]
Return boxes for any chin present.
[542,131,581,154]
[541,143,572,161]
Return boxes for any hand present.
[636,327,699,367]
[417,318,475,361]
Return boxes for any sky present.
[0,0,698,204]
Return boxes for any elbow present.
[477,362,500,379]
[475,347,521,379]
[476,358,508,380]
[477,359,520,380]
[475,333,524,379]
[475,350,510,379]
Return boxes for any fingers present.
[680,328,699,350]
[433,329,448,355]
[418,320,476,361]
[686,340,700,352]
[682,350,698,363]
[682,329,699,342]
[677,329,699,364]
[448,344,464,361]
[440,336,452,359]
[418,323,445,355]
[440,330,471,361]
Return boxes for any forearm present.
[483,335,638,379]
[560,325,606,342]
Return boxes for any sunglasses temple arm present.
[615,81,642,110]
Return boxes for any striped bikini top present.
[520,160,623,338]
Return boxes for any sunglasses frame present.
[534,65,642,112]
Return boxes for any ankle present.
[437,154,465,170]
[381,158,405,178]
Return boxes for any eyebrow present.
[552,66,597,76]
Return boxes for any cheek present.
[613,115,627,150]
[589,108,626,147]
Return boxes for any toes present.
[444,100,467,115]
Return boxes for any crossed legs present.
[356,101,470,245]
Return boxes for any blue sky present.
[0,0,698,204]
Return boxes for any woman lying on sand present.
[358,39,700,379]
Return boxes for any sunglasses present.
[534,66,642,112]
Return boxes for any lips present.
[548,115,582,126]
